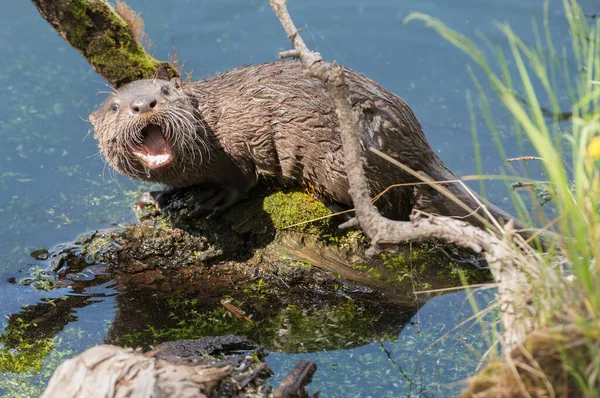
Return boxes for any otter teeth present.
[131,124,173,169]
[134,152,172,168]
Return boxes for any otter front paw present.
[136,184,242,219]
[183,184,242,219]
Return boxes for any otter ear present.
[170,77,182,89]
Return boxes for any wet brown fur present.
[90,60,522,232]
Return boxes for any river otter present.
[89,60,522,234]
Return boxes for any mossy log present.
[6,188,489,381]
[31,0,178,87]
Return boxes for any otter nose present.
[130,95,157,114]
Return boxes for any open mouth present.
[130,124,173,169]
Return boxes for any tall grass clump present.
[408,1,600,396]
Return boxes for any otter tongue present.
[132,125,172,169]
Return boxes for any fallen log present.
[41,335,317,398]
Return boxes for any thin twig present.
[414,283,497,295]
[506,156,545,163]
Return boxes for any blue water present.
[0,0,593,396]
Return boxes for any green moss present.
[380,253,410,274]
[324,229,366,250]
[366,267,383,279]
[289,260,313,269]
[263,191,333,231]
[242,279,268,299]
[0,319,55,373]
[86,29,160,85]
[0,339,54,374]
[368,244,491,289]
[19,266,55,291]
[66,0,90,49]
[83,235,112,262]
[117,303,269,349]
[225,190,335,236]
[64,0,178,87]
[0,327,78,398]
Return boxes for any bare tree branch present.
[270,0,382,241]
[268,0,560,351]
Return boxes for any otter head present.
[89,78,208,186]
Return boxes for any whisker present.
[83,127,94,142]
[87,151,103,159]
[92,80,117,92]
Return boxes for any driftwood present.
[41,345,232,398]
[41,335,317,398]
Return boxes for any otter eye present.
[110,103,119,112]
[161,86,170,95]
